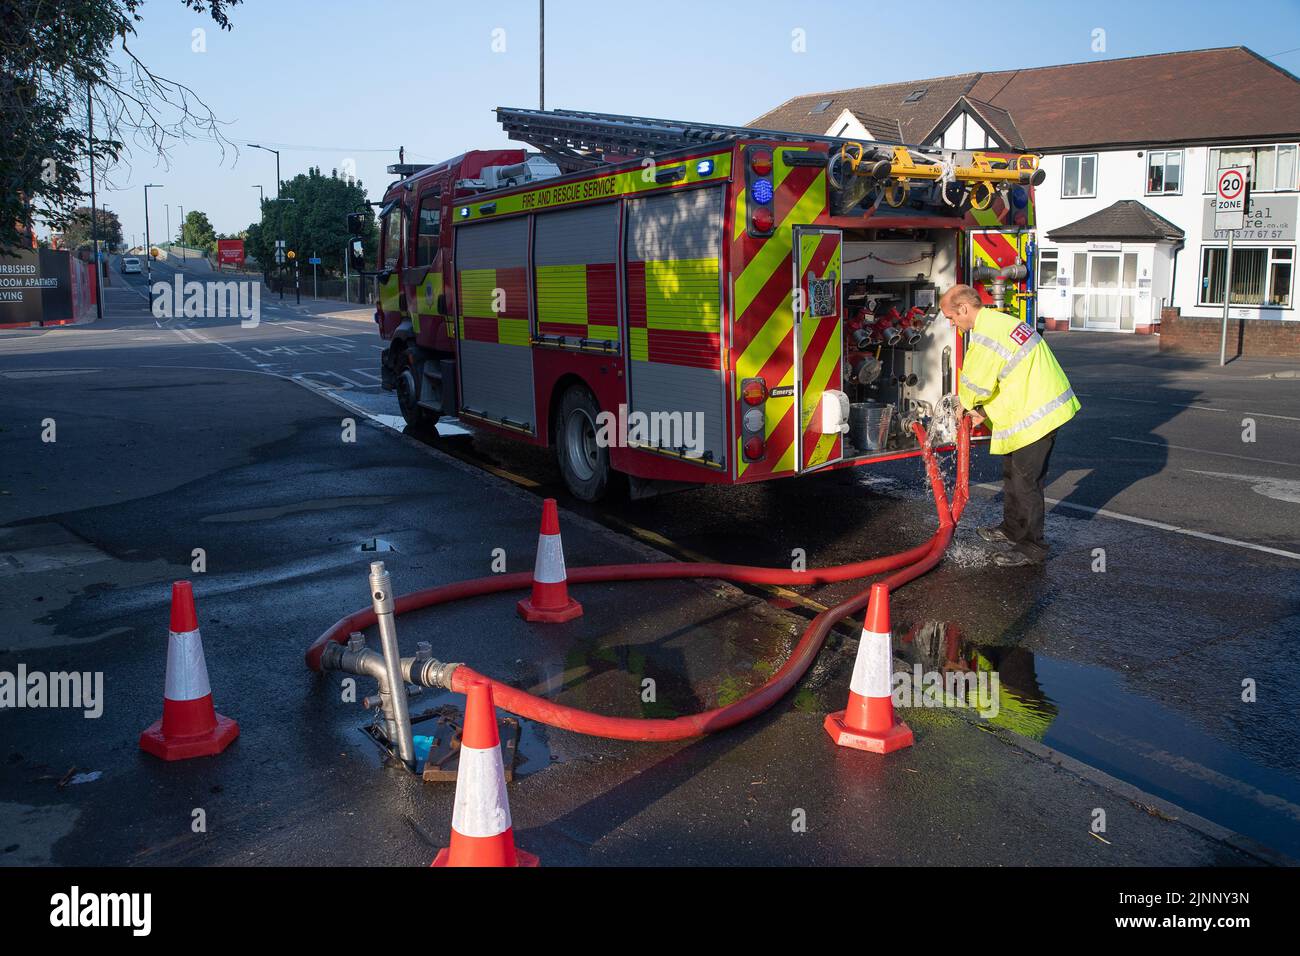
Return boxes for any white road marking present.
[1110,436,1300,469]
[1077,392,1300,423]
[1077,393,1157,404]
[1189,470,1300,505]
[282,324,357,344]
[973,482,1300,561]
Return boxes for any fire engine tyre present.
[396,349,438,431]
[556,386,610,502]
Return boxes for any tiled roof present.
[748,47,1300,151]
[1046,200,1186,242]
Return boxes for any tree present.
[1,1,243,256]
[246,166,374,277]
[182,209,216,252]
[61,206,124,250]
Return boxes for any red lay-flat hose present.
[306,419,971,742]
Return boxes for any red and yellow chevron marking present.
[626,257,721,368]
[798,232,842,471]
[971,231,1031,323]
[457,266,529,346]
[536,262,618,345]
[730,145,829,479]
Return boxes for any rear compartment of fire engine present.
[836,227,959,459]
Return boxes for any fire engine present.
[355,108,1042,501]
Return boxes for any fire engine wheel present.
[556,386,610,502]
[396,350,438,431]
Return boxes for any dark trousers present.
[999,429,1057,562]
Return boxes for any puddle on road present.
[900,620,1300,859]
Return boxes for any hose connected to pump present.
[307,417,971,743]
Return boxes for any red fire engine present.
[358,108,1042,500]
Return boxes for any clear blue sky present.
[86,0,1300,249]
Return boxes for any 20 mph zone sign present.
[1214,166,1249,231]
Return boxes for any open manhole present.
[363,703,521,782]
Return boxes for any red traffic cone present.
[516,498,583,623]
[432,681,539,867]
[824,583,914,754]
[139,581,239,761]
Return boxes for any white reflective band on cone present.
[164,629,212,701]
[848,629,892,698]
[532,533,567,585]
[450,744,512,838]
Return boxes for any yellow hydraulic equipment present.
[834,144,1046,210]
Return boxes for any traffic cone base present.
[139,713,239,761]
[516,594,583,623]
[432,832,540,868]
[823,710,914,754]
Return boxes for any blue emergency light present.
[695,159,714,176]
[751,178,774,205]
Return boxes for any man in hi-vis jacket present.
[942,284,1080,567]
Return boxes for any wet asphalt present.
[0,263,1296,865]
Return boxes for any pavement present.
[0,265,1296,866]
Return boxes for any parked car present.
[120,256,141,274]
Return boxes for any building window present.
[904,89,927,103]
[1146,150,1182,195]
[1038,248,1059,288]
[809,99,833,114]
[1062,154,1097,198]
[414,195,441,267]
[1205,145,1299,193]
[1199,246,1294,308]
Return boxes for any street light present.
[252,185,264,224]
[247,144,281,200]
[178,204,185,266]
[143,184,162,285]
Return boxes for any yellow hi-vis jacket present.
[957,308,1080,455]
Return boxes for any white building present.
[750,47,1300,345]
[1035,140,1295,334]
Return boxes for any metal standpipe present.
[368,561,417,770]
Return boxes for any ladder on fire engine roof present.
[494,106,937,172]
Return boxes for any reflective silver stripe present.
[959,373,992,398]
[969,332,1011,360]
[991,387,1076,441]
[998,332,1042,381]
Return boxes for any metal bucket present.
[850,402,892,452]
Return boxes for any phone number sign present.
[1202,195,1296,242]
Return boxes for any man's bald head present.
[940,284,983,331]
